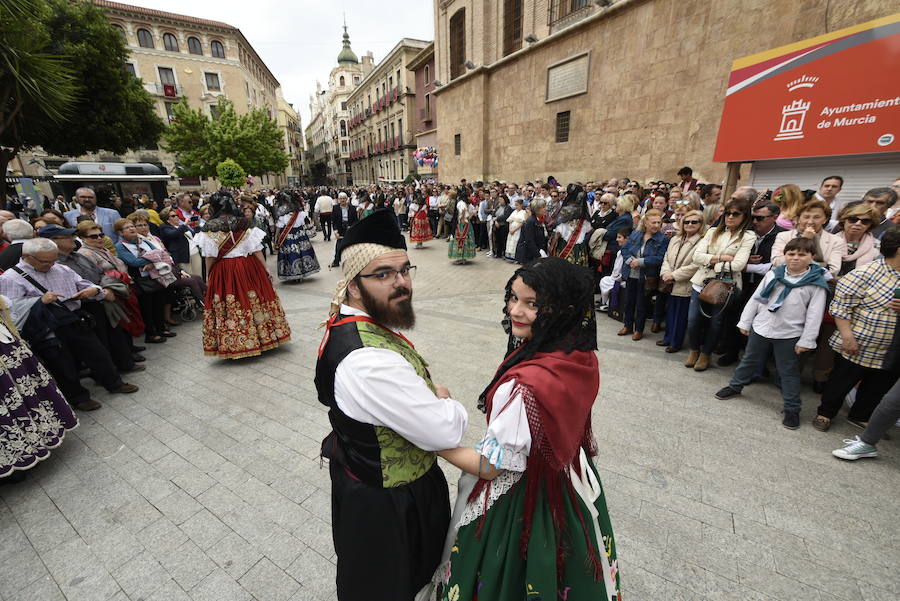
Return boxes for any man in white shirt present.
[315,190,335,241]
[315,209,467,601]
[816,175,844,231]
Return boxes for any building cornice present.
[347,38,430,104]
[406,41,435,71]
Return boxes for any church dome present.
[337,26,359,65]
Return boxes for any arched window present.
[211,40,225,58]
[137,28,154,48]
[163,33,179,52]
[187,36,203,55]
[340,120,347,136]
[112,24,127,41]
[339,75,345,87]
[424,65,430,85]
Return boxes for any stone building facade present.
[276,92,304,186]
[304,27,375,186]
[432,0,897,185]
[407,42,439,180]
[347,39,430,186]
[22,0,293,192]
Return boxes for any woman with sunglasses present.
[806,203,880,393]
[617,209,669,340]
[685,197,756,371]
[659,209,706,353]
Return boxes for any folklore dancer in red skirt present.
[194,192,291,359]
[409,193,434,248]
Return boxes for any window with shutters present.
[137,28,154,48]
[204,72,221,92]
[449,9,466,80]
[158,67,176,86]
[555,111,571,143]
[163,33,179,52]
[187,36,203,55]
[211,40,225,58]
[454,134,461,156]
[503,0,523,56]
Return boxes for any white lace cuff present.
[476,437,528,472]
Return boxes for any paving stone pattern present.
[1,236,897,601]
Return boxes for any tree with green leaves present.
[162,97,289,179]
[0,0,164,192]
[216,158,246,188]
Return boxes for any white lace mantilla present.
[456,469,523,529]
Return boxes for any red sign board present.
[714,14,900,162]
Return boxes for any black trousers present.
[82,303,134,371]
[36,320,124,405]
[428,209,439,234]
[330,461,449,601]
[321,212,332,240]
[136,287,168,338]
[817,353,899,421]
[332,237,344,266]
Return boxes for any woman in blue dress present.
[274,191,320,282]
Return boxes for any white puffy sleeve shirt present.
[476,379,532,472]
[333,305,468,452]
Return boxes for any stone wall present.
[433,0,898,185]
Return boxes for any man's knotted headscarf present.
[328,209,407,316]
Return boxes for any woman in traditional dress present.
[549,185,593,266]
[194,191,291,359]
[0,295,78,483]
[505,197,528,261]
[273,191,320,282]
[448,192,476,264]
[425,257,620,601]
[409,192,434,248]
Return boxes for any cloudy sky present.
[124,0,434,123]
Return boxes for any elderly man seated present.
[0,238,139,411]
[38,224,145,372]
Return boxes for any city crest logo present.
[774,75,819,142]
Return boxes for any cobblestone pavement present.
[1,234,897,601]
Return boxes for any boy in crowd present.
[714,237,830,429]
[596,228,631,313]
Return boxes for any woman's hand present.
[840,335,860,355]
[801,227,817,239]
[719,254,735,262]
[662,273,674,283]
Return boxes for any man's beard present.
[358,281,416,330]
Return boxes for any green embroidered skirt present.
[448,223,476,260]
[437,457,620,601]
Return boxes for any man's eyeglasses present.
[724,211,744,218]
[845,216,873,225]
[83,233,104,239]
[675,200,690,205]
[681,219,702,225]
[751,214,772,221]
[357,266,417,283]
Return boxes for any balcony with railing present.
[548,0,598,33]
[146,82,183,98]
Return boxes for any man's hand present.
[795,346,812,354]
[840,335,860,355]
[72,287,99,300]
[739,328,749,336]
[434,385,451,399]
[40,291,64,304]
[889,298,900,312]
[629,258,640,268]
[748,254,762,264]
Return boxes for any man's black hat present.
[339,208,406,261]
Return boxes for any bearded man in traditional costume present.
[315,208,469,601]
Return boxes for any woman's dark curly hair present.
[477,257,596,412]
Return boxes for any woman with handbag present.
[617,209,669,340]
[686,197,756,371]
[659,210,706,352]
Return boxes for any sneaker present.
[782,412,800,430]
[832,436,878,461]
[715,386,740,400]
[596,304,609,312]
